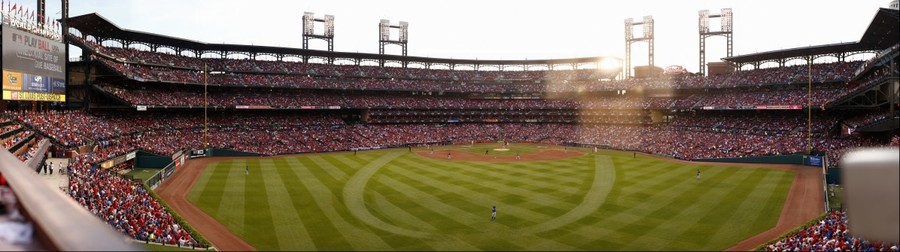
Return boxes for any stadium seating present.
[66,155,206,248]
[70,35,862,93]
[93,82,849,110]
[764,211,898,251]
[7,110,891,166]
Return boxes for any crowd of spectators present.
[1,130,33,151]
[842,110,898,128]
[69,36,615,83]
[2,119,48,165]
[66,153,205,248]
[96,82,847,110]
[94,56,861,93]
[7,110,112,147]
[832,69,897,104]
[367,109,651,124]
[69,36,865,93]
[694,87,844,108]
[10,110,892,166]
[764,211,897,252]
[15,136,44,162]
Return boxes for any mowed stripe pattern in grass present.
[188,147,793,250]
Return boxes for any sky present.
[8,0,892,72]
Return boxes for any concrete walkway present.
[35,158,69,193]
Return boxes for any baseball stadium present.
[0,0,898,251]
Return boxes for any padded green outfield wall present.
[697,154,824,167]
[135,151,173,168]
[207,148,261,157]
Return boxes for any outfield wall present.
[695,154,824,167]
[134,150,172,168]
[207,148,260,157]
[566,142,831,169]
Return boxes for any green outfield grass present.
[187,145,794,250]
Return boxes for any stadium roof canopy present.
[858,8,900,49]
[65,13,619,68]
[723,8,898,66]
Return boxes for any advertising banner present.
[21,73,49,93]
[2,90,65,102]
[2,25,65,78]
[756,105,803,110]
[50,78,66,94]
[807,155,823,167]
[2,25,66,101]
[2,70,23,91]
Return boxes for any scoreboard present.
[2,24,66,102]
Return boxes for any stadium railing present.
[146,159,177,190]
[23,139,50,172]
[0,149,141,251]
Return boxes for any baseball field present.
[156,144,824,251]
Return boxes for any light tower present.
[698,8,733,76]
[624,16,654,79]
[378,19,409,67]
[379,19,408,56]
[37,0,46,26]
[302,12,335,51]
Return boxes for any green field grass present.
[187,145,794,250]
[127,168,162,182]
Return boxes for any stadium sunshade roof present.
[723,8,898,64]
[858,8,900,49]
[65,13,616,66]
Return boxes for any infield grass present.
[455,143,545,156]
[187,144,794,250]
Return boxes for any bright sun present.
[599,58,621,70]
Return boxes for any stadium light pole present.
[807,56,812,154]
[204,63,209,149]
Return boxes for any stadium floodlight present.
[698,8,733,76]
[325,15,335,37]
[378,19,409,58]
[301,12,335,52]
[302,12,315,36]
[699,10,710,33]
[399,21,409,42]
[642,16,654,39]
[624,18,634,40]
[380,20,390,41]
[624,16,654,78]
[721,8,733,32]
